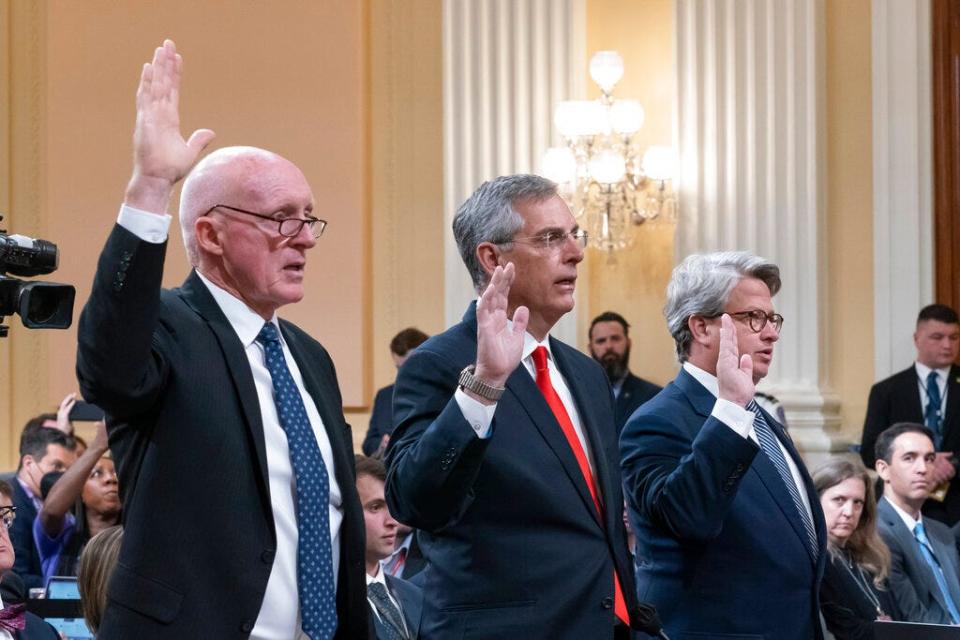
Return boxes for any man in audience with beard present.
[588,311,661,432]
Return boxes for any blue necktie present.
[748,400,818,557]
[914,521,960,623]
[926,371,944,449]
[257,322,337,640]
[368,582,410,640]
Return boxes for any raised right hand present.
[716,313,755,407]
[474,263,528,390]
[125,39,215,213]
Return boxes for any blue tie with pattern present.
[257,322,337,640]
[747,399,819,557]
[914,521,960,623]
[926,371,944,449]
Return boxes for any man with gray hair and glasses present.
[620,251,827,639]
[385,175,661,638]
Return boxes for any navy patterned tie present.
[748,399,818,557]
[257,322,337,640]
[368,582,410,640]
[926,371,944,449]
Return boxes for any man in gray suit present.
[875,422,960,624]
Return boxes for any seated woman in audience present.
[814,458,899,639]
[78,525,123,636]
[33,420,121,584]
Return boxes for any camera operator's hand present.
[54,392,77,436]
[125,39,215,215]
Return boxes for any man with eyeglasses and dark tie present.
[620,251,827,639]
[385,175,661,639]
[860,304,960,526]
[75,40,367,639]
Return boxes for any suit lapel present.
[178,271,271,509]
[880,499,948,612]
[552,340,617,521]
[943,365,960,449]
[282,325,354,490]
[929,525,960,609]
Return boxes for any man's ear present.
[195,216,224,257]
[875,459,890,484]
[476,242,502,282]
[688,314,714,347]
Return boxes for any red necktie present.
[531,346,629,627]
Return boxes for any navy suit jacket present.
[9,480,42,591]
[385,303,645,638]
[614,373,662,432]
[861,365,960,525]
[76,226,368,639]
[620,368,827,639]
[877,497,960,624]
[363,385,395,456]
[368,574,423,639]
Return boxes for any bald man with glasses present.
[76,40,367,640]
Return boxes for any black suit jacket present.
[819,551,900,640]
[385,303,645,638]
[368,573,423,640]
[362,385,394,456]
[861,365,960,524]
[9,480,42,591]
[614,373,661,432]
[76,226,368,639]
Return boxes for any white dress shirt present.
[682,362,816,525]
[118,204,343,640]
[455,330,597,479]
[884,495,923,531]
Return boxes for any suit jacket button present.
[261,549,275,564]
[240,620,253,633]
[601,596,614,609]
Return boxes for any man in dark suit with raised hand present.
[588,311,662,431]
[861,304,960,525]
[385,175,658,638]
[621,251,827,639]
[76,40,366,639]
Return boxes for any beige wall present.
[1,1,371,467]
[584,0,678,385]
[825,0,875,438]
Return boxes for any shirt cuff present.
[118,203,171,244]
[712,398,756,439]
[454,388,496,439]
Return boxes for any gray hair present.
[664,251,781,361]
[452,174,558,291]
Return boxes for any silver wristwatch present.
[458,365,505,401]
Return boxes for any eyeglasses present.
[504,229,589,252]
[204,204,327,239]
[0,506,16,530]
[727,309,784,333]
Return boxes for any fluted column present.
[442,0,586,344]
[675,0,844,462]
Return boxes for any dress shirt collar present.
[15,477,40,512]
[521,330,553,363]
[366,563,387,586]
[883,495,924,531]
[916,361,951,386]
[196,271,280,348]
[683,361,720,398]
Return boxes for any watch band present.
[458,365,505,401]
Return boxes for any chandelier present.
[541,51,676,258]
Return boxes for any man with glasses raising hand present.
[76,40,367,639]
[621,251,827,639]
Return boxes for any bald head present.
[179,146,307,266]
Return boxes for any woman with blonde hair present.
[77,524,123,635]
[813,458,899,639]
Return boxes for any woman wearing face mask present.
[33,420,121,584]
[814,458,899,639]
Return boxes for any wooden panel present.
[933,0,960,308]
